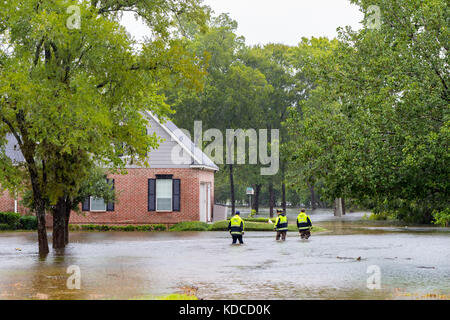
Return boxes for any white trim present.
[145,111,212,167]
[155,178,173,212]
[190,164,218,172]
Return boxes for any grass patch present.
[132,293,198,300]
[170,221,210,231]
[362,212,394,221]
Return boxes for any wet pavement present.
[0,210,449,300]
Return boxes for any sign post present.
[246,187,254,209]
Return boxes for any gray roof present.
[3,134,24,163]
[3,117,220,171]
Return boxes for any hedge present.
[69,224,168,232]
[0,212,21,229]
[19,216,38,230]
[170,221,210,231]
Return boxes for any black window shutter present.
[82,197,90,211]
[173,179,180,212]
[148,179,156,211]
[106,179,115,212]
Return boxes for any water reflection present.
[0,211,449,300]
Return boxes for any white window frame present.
[90,196,107,212]
[156,179,173,212]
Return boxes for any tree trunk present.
[64,199,72,245]
[52,197,66,249]
[36,201,49,256]
[252,184,261,213]
[308,182,317,210]
[28,167,49,256]
[229,164,235,215]
[334,198,346,216]
[269,180,274,218]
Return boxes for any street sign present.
[246,187,254,195]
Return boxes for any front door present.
[200,182,211,223]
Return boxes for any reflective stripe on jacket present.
[274,215,288,231]
[228,215,245,235]
[297,213,312,230]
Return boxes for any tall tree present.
[0,0,207,254]
[286,0,449,222]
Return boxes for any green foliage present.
[0,1,209,253]
[0,212,21,229]
[170,221,209,231]
[285,1,449,223]
[19,215,38,230]
[0,223,10,230]
[432,208,450,227]
[364,212,394,221]
[69,224,167,232]
[249,209,256,218]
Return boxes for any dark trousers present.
[232,234,243,244]
[299,230,311,239]
[276,231,287,241]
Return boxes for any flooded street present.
[0,210,449,300]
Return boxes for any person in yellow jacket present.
[274,209,288,241]
[228,211,245,244]
[297,209,313,239]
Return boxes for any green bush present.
[208,220,229,231]
[69,224,168,232]
[19,215,38,230]
[0,223,10,230]
[367,212,394,221]
[0,212,21,229]
[170,221,209,231]
[432,208,450,227]
[153,224,167,231]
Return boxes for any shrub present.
[0,223,10,230]
[170,221,209,231]
[71,224,168,232]
[152,224,167,231]
[0,212,21,229]
[19,215,38,230]
[368,212,393,221]
[432,208,450,227]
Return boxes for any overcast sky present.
[121,0,364,46]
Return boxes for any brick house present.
[0,111,220,225]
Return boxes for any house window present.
[82,179,115,212]
[90,197,106,212]
[156,179,173,211]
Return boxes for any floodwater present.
[0,210,449,300]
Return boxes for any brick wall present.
[0,189,14,212]
[0,168,215,226]
[69,168,215,225]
